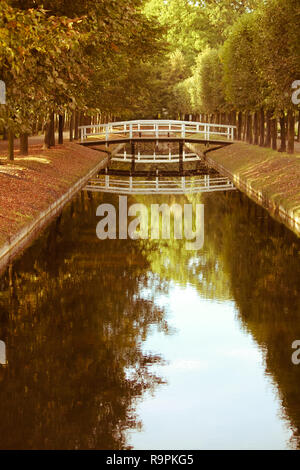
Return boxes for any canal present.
[0,186,299,449]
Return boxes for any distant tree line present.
[147,0,300,154]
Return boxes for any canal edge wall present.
[0,144,113,275]
[186,142,300,238]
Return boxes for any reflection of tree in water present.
[202,190,300,449]
[129,189,300,448]
[1,187,299,449]
[134,193,232,301]
[0,192,169,450]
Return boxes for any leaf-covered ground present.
[205,142,300,230]
[0,143,107,246]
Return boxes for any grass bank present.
[190,141,300,237]
[0,142,109,270]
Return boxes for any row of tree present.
[0,0,299,156]
[148,0,300,154]
[0,0,163,158]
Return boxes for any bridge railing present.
[79,120,236,143]
[112,150,200,163]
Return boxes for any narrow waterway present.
[0,185,299,449]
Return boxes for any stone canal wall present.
[187,141,300,238]
[0,142,111,274]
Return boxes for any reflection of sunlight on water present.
[128,283,294,450]
[162,358,210,371]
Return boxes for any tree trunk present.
[36,116,42,134]
[74,111,79,140]
[19,133,29,156]
[69,111,74,141]
[271,117,277,150]
[253,111,259,145]
[230,111,236,139]
[237,112,242,140]
[246,113,249,142]
[249,113,253,144]
[64,111,68,131]
[32,118,37,135]
[265,110,271,147]
[287,109,295,154]
[8,128,14,161]
[246,113,253,144]
[44,120,51,149]
[259,108,264,146]
[231,111,236,127]
[49,112,55,147]
[243,113,247,141]
[279,112,286,152]
[79,111,83,127]
[58,114,64,144]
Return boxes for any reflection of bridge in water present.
[112,150,200,164]
[81,120,236,195]
[86,174,235,195]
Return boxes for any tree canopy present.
[0,0,299,152]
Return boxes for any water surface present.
[0,188,299,449]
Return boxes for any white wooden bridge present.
[79,119,236,146]
[81,119,236,194]
[85,174,236,195]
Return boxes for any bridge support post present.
[105,173,109,189]
[179,141,184,174]
[131,141,135,173]
[155,141,159,159]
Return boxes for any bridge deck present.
[80,136,234,146]
[98,168,218,177]
[79,120,236,147]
